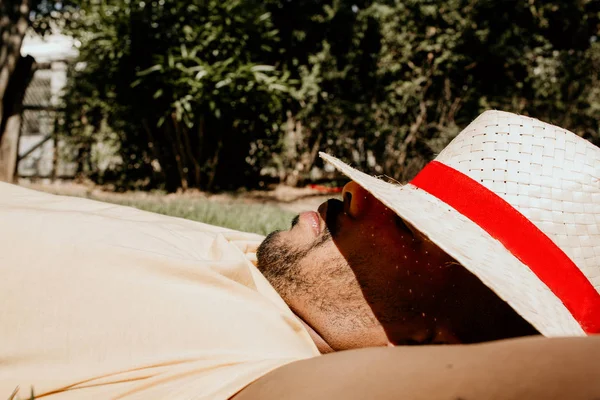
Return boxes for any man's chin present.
[256,230,282,273]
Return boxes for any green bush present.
[58,0,600,190]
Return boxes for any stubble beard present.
[256,226,332,298]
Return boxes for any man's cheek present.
[305,246,341,275]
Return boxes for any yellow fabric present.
[0,183,319,399]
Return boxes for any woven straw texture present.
[320,110,600,336]
[437,111,600,285]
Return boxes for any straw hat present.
[320,110,600,336]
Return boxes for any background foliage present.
[45,0,600,191]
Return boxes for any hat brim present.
[320,152,584,337]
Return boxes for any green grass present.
[85,195,295,236]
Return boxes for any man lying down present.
[1,110,599,400]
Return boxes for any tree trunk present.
[0,54,34,182]
[0,0,32,182]
[0,102,22,180]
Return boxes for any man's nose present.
[341,181,372,218]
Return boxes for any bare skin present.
[257,181,537,351]
[234,335,600,400]
[238,181,597,400]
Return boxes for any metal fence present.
[17,61,77,179]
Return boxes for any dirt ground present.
[20,179,340,214]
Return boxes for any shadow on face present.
[332,182,539,345]
[257,180,539,351]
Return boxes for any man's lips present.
[299,211,322,237]
[318,198,343,233]
[317,201,328,222]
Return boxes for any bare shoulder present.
[233,336,600,400]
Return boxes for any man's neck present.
[297,317,334,354]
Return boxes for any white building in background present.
[18,31,78,178]
[21,32,79,64]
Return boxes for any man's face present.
[257,181,537,351]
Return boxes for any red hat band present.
[411,161,600,333]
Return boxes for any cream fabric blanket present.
[0,183,319,399]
